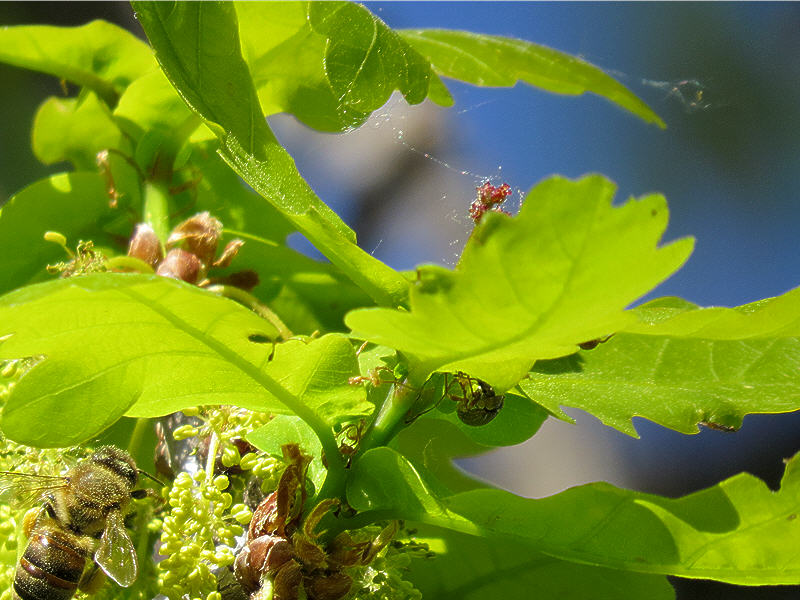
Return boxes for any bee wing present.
[0,471,67,509]
[95,509,138,587]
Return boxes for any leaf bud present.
[234,535,294,593]
[168,211,223,266]
[305,572,352,600]
[248,491,279,539]
[127,223,164,267]
[157,248,202,284]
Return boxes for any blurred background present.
[1,3,799,598]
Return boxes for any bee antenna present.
[138,469,166,487]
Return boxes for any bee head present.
[90,446,138,488]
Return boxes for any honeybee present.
[0,446,149,600]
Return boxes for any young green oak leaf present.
[0,273,370,447]
[32,92,127,170]
[628,291,800,338]
[398,29,665,128]
[236,1,452,132]
[0,20,155,106]
[345,175,693,390]
[247,415,327,492]
[349,447,800,585]
[0,172,120,295]
[520,290,800,435]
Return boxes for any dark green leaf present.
[0,20,155,106]
[133,1,410,307]
[0,274,370,446]
[407,526,675,600]
[349,447,800,585]
[399,29,665,128]
[346,175,693,390]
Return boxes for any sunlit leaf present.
[400,29,664,128]
[247,415,326,492]
[0,274,370,446]
[0,20,155,105]
[0,172,122,295]
[346,175,693,390]
[32,93,128,170]
[236,2,452,132]
[628,292,800,338]
[190,144,373,334]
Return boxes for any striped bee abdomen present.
[12,528,89,600]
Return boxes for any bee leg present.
[21,507,45,538]
[78,563,107,594]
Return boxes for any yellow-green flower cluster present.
[157,406,283,600]
[0,504,18,600]
[174,406,280,493]
[157,469,250,600]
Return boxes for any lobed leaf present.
[346,175,693,390]
[628,291,800,339]
[133,1,410,308]
[520,290,800,436]
[349,447,800,585]
[236,1,452,132]
[0,20,155,106]
[399,28,665,128]
[0,274,370,447]
[32,93,128,170]
[407,526,675,600]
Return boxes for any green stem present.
[106,256,155,274]
[205,431,220,485]
[204,284,292,341]
[222,229,279,248]
[127,418,151,457]
[143,180,171,247]
[358,368,428,454]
